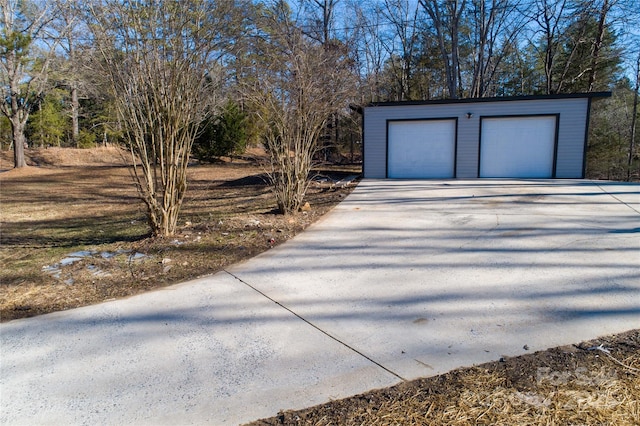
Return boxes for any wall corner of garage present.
[363,107,388,179]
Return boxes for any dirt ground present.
[1,147,638,425]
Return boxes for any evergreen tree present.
[192,101,249,161]
[26,90,69,147]
[552,14,622,93]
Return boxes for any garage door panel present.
[388,120,456,178]
[480,116,556,178]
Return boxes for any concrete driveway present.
[2,179,639,425]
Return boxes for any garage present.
[387,119,456,178]
[362,92,610,179]
[479,115,557,178]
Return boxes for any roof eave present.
[366,92,612,108]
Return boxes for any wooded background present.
[1,0,639,232]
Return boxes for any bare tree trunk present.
[534,0,602,94]
[470,0,486,98]
[8,71,27,166]
[380,0,419,101]
[469,0,526,98]
[313,0,337,44]
[303,0,339,44]
[450,2,462,98]
[531,0,571,94]
[11,119,27,168]
[38,101,44,148]
[542,0,561,94]
[347,1,387,103]
[588,0,612,92]
[628,54,639,181]
[71,84,79,147]
[420,0,465,99]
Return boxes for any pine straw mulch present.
[250,329,640,425]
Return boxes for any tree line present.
[1,0,639,236]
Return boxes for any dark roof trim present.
[366,92,611,107]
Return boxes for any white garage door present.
[387,119,456,178]
[480,116,556,178]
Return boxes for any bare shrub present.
[88,0,226,236]
[244,4,355,214]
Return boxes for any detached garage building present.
[363,92,610,179]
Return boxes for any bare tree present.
[344,0,387,103]
[379,0,420,101]
[0,0,63,167]
[527,0,601,94]
[468,0,527,97]
[89,0,225,236]
[297,0,340,44]
[245,2,355,214]
[584,0,640,92]
[51,0,85,147]
[587,0,612,91]
[295,0,343,161]
[419,0,467,99]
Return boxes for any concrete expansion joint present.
[592,181,640,215]
[223,269,407,382]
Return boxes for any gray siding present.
[364,97,589,179]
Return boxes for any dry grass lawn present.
[0,146,356,321]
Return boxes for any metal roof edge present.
[365,92,612,108]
